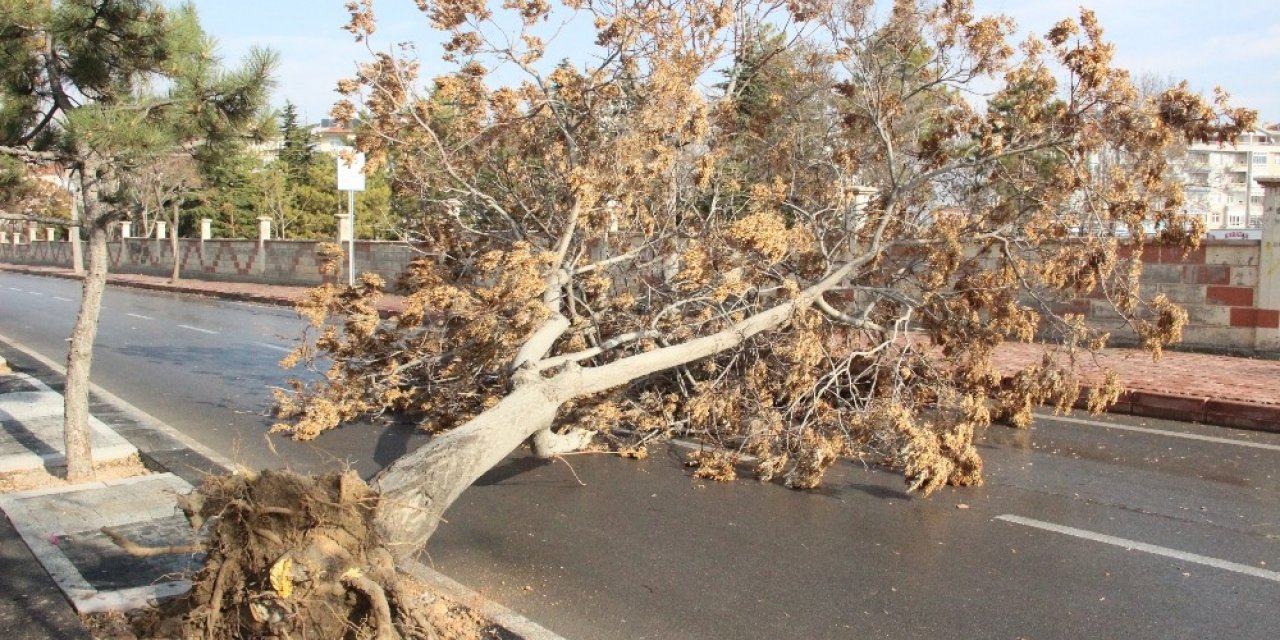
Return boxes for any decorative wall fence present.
[1051,240,1278,354]
[0,236,421,290]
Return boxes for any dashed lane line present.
[1037,413,1280,452]
[127,313,154,321]
[26,291,41,296]
[253,342,293,353]
[996,514,1280,583]
[52,296,72,302]
[177,324,218,335]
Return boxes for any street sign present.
[336,150,367,192]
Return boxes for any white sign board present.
[336,150,367,192]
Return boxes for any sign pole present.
[347,190,356,286]
[335,149,367,287]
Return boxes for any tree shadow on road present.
[474,456,555,486]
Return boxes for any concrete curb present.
[1104,389,1280,434]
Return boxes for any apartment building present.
[311,118,355,155]
[1179,124,1280,232]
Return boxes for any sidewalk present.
[3,262,1278,433]
[0,346,231,636]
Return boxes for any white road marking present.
[178,324,218,335]
[7,287,21,292]
[996,515,1280,583]
[52,296,72,302]
[127,313,154,321]
[253,342,293,353]
[1038,413,1280,452]
[27,291,42,296]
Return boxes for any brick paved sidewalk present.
[4,262,1278,432]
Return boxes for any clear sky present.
[178,0,1280,126]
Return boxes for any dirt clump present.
[0,454,151,494]
[119,469,497,639]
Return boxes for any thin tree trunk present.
[170,200,181,282]
[70,224,83,274]
[63,220,107,482]
[69,195,83,275]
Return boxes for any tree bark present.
[373,288,811,555]
[372,382,561,557]
[63,220,107,482]
[170,200,181,282]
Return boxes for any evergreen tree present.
[0,0,276,480]
[277,100,315,179]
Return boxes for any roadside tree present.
[124,153,201,281]
[0,0,275,481]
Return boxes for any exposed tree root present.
[121,470,496,640]
[99,527,203,557]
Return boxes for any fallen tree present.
[270,0,1252,570]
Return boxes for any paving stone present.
[0,375,138,472]
[0,474,198,613]
[56,515,203,591]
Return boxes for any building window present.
[1229,214,1243,227]
[1252,195,1265,205]
[1249,216,1262,228]
[1254,152,1268,165]
[1212,211,1223,224]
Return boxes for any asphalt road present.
[2,270,1279,639]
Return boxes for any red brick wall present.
[1103,240,1275,352]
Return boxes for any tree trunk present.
[170,200,181,282]
[70,224,83,275]
[372,382,561,557]
[63,221,107,482]
[369,250,869,557]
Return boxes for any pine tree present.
[278,100,315,180]
[0,0,276,481]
